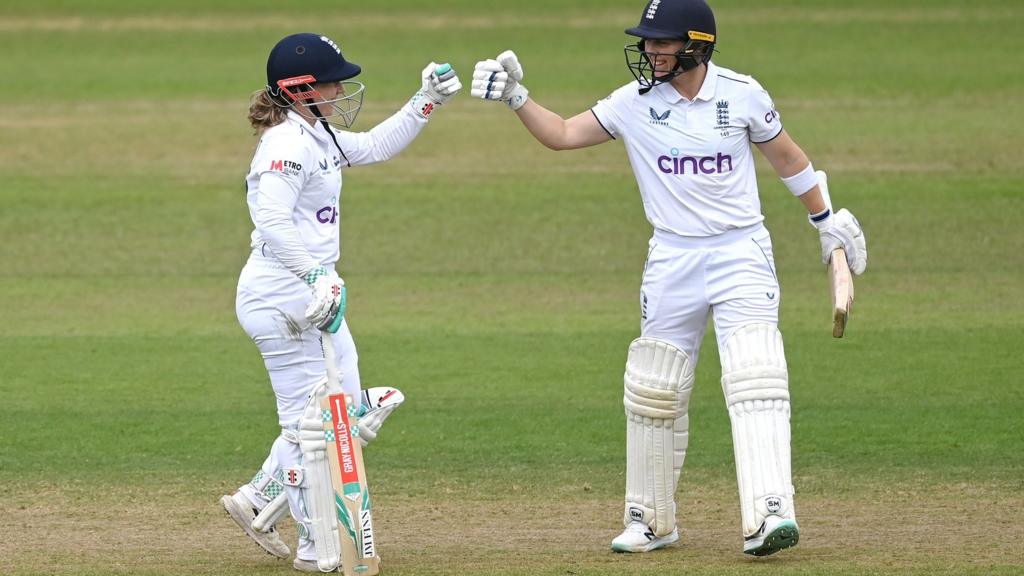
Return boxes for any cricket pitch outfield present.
[1,1,1022,574]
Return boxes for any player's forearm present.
[337,62,460,167]
[337,107,428,166]
[256,215,319,278]
[513,99,574,151]
[797,186,827,215]
[251,175,320,278]
[757,130,827,214]
[371,103,429,159]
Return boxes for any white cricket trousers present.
[640,223,781,364]
[235,251,363,560]
[236,252,362,427]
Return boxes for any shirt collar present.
[286,109,332,143]
[695,61,719,101]
[654,60,719,104]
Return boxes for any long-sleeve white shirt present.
[245,105,427,278]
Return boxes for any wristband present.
[781,163,818,196]
[808,207,832,230]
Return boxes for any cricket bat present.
[322,336,380,576]
[829,248,854,338]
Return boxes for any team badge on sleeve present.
[269,159,303,175]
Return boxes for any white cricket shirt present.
[591,61,782,237]
[245,106,426,278]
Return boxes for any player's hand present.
[423,62,461,104]
[304,266,346,333]
[409,62,461,118]
[812,209,867,275]
[356,387,406,446]
[471,50,529,110]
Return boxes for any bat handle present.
[322,331,342,390]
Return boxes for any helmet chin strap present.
[638,42,708,95]
[640,62,686,96]
[301,93,352,168]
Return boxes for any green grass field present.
[1,1,1022,574]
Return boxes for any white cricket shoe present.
[293,557,339,573]
[220,492,290,559]
[743,515,800,557]
[611,521,679,553]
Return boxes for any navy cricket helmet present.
[266,33,365,128]
[624,0,717,93]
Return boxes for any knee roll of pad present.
[720,324,795,537]
[623,338,694,537]
[720,324,789,406]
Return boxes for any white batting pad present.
[623,338,694,537]
[297,383,342,572]
[720,324,795,537]
[252,492,289,533]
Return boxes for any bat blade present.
[323,392,380,576]
[829,248,854,338]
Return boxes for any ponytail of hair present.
[247,88,288,133]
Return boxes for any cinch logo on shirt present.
[657,152,733,175]
[317,206,338,224]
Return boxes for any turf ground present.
[1,1,1022,574]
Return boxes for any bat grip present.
[322,332,342,390]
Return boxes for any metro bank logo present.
[657,150,733,175]
[269,159,302,176]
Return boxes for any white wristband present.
[781,163,818,196]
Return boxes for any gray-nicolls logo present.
[629,507,644,521]
[646,0,662,19]
[765,496,782,514]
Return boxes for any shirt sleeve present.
[332,105,428,167]
[590,83,635,139]
[747,79,783,144]
[251,136,319,278]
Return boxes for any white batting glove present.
[471,50,529,110]
[808,171,867,275]
[356,387,405,446]
[408,62,462,119]
[811,209,868,274]
[303,266,346,333]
